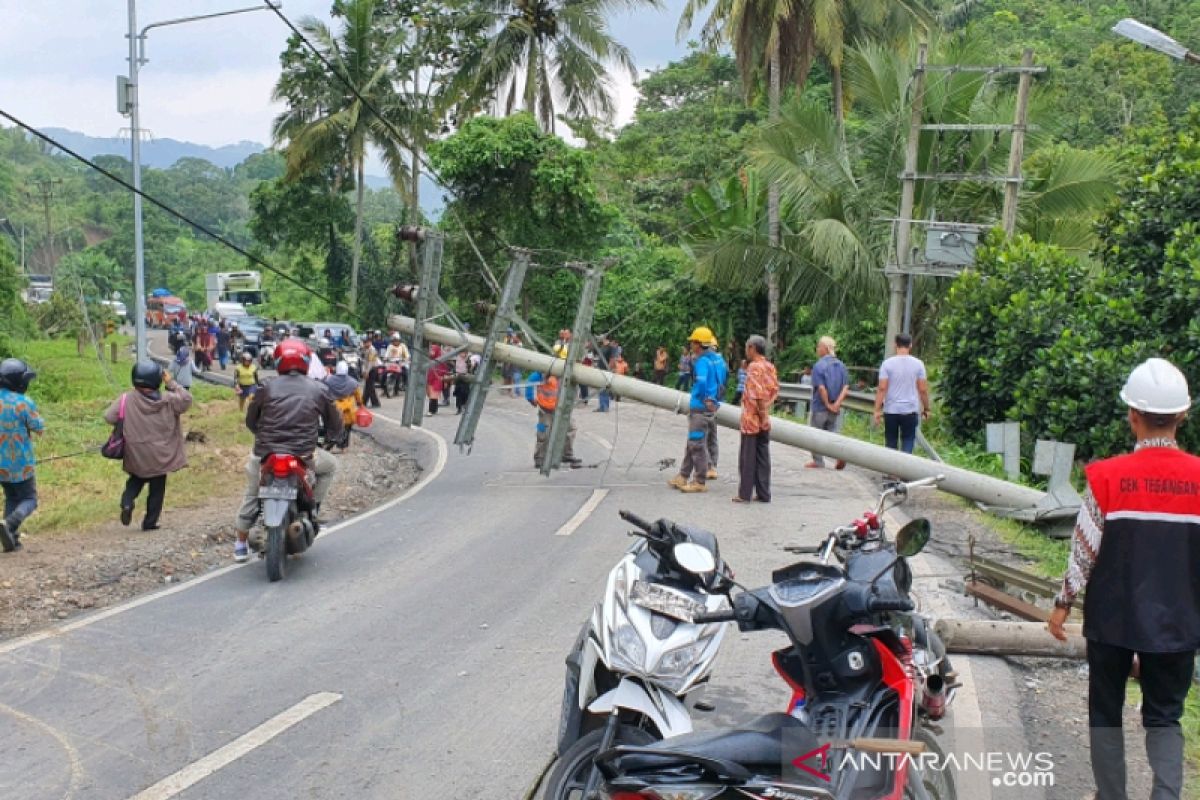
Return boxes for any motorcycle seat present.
[611,712,819,773]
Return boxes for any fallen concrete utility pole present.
[388,316,1066,516]
[935,619,1085,659]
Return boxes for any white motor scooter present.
[544,509,733,800]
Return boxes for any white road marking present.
[554,489,610,537]
[126,692,342,800]
[0,425,448,657]
[584,432,613,451]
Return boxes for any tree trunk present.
[832,63,846,142]
[766,38,782,356]
[525,40,539,122]
[351,156,365,313]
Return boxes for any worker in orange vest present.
[526,370,581,469]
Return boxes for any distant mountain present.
[43,128,444,216]
[43,127,264,170]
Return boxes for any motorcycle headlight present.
[651,639,712,693]
[611,623,647,673]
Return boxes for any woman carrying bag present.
[103,360,192,531]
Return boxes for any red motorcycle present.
[256,453,318,582]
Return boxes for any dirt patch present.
[0,431,421,641]
[899,486,1160,800]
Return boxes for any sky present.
[0,0,696,150]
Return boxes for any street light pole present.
[121,1,280,363]
[126,0,147,362]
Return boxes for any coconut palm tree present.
[452,0,651,133]
[685,37,1118,332]
[272,0,411,312]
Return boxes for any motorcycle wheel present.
[542,724,656,800]
[904,726,956,800]
[265,525,287,582]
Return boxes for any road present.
[0,385,1027,799]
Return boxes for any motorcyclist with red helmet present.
[231,338,343,562]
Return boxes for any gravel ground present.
[0,427,421,641]
[895,482,1165,800]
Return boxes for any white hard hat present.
[319,337,331,348]
[1120,358,1191,414]
[391,333,401,341]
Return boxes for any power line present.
[0,107,361,323]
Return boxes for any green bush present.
[939,115,1200,461]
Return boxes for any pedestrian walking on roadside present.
[0,359,43,552]
[668,327,726,494]
[527,370,582,469]
[216,322,232,371]
[872,334,929,454]
[807,336,850,470]
[105,361,192,531]
[1048,358,1200,800]
[194,324,213,372]
[654,346,669,385]
[675,346,693,392]
[426,344,445,415]
[168,344,194,390]
[733,336,779,503]
[233,351,261,412]
[361,342,382,408]
[732,360,747,405]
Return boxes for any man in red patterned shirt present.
[1048,358,1200,800]
[734,335,779,503]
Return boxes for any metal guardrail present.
[777,383,942,462]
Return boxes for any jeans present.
[675,373,692,391]
[218,347,230,369]
[2,477,38,534]
[579,384,589,403]
[883,412,919,453]
[809,407,844,466]
[122,474,167,530]
[512,371,524,398]
[1087,639,1194,800]
[598,389,611,411]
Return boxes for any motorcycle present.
[595,477,958,800]
[259,342,276,370]
[544,510,735,800]
[382,359,407,397]
[255,453,319,582]
[343,349,363,380]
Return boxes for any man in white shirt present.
[872,334,930,454]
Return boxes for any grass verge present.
[13,337,251,535]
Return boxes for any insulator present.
[396,225,426,243]
[391,284,420,302]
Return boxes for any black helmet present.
[0,358,36,394]
[131,360,163,389]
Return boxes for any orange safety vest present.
[535,375,559,412]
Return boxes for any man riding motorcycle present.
[231,339,343,563]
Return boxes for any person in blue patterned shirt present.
[0,358,43,552]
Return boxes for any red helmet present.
[275,339,311,374]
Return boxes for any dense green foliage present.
[940,114,1200,460]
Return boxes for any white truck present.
[205,271,263,313]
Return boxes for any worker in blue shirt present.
[669,327,727,492]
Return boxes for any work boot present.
[120,505,133,526]
[0,521,15,553]
[706,468,718,480]
[668,475,688,490]
[680,482,708,494]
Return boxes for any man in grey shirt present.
[807,336,849,469]
[872,334,930,454]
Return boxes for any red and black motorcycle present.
[594,477,957,800]
[256,453,318,582]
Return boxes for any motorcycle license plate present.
[259,484,298,500]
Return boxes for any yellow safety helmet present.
[688,326,716,346]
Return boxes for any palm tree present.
[678,0,931,348]
[272,0,411,312]
[452,0,651,133]
[686,37,1118,332]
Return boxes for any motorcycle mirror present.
[673,542,716,576]
[895,519,932,558]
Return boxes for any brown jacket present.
[104,386,192,478]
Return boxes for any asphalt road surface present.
[0,387,1026,799]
